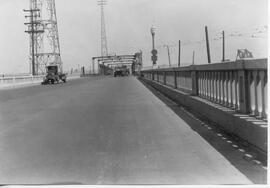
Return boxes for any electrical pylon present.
[98,0,108,57]
[25,0,62,75]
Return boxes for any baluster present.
[229,71,233,107]
[208,72,212,100]
[200,72,203,97]
[211,72,214,101]
[210,72,213,100]
[212,72,215,100]
[188,71,191,91]
[248,71,253,113]
[210,72,213,101]
[260,71,267,118]
[206,72,209,98]
[188,71,191,90]
[202,72,206,97]
[254,71,259,116]
[221,72,224,103]
[249,71,257,115]
[221,72,225,104]
[202,72,205,98]
[231,71,236,108]
[181,72,184,89]
[198,72,201,96]
[257,71,264,117]
[179,72,181,88]
[178,72,181,88]
[213,72,216,102]
[204,72,207,98]
[217,72,221,103]
[207,72,210,99]
[224,72,228,106]
[214,72,218,102]
[264,73,268,119]
[235,71,239,110]
[184,72,186,89]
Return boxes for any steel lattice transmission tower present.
[25,0,62,75]
[98,0,108,57]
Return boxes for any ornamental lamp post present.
[150,27,157,65]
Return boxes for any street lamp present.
[150,27,157,65]
[150,27,155,50]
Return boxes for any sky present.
[0,0,268,74]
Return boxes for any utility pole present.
[222,30,225,62]
[164,45,171,67]
[24,8,44,75]
[192,51,195,65]
[205,26,211,63]
[178,40,181,67]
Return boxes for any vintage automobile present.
[113,65,129,77]
[41,65,66,85]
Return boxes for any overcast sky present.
[0,0,267,74]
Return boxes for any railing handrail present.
[141,58,267,72]
[0,75,44,80]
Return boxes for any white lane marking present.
[244,153,253,159]
[227,140,232,144]
[232,144,238,148]
[238,149,245,152]
[252,160,262,165]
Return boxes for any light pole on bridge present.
[150,27,157,66]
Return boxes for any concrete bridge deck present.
[0,76,265,184]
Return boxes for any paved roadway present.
[0,76,252,184]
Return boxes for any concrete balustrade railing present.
[0,75,44,85]
[141,58,268,120]
[0,73,82,88]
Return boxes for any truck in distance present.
[41,65,66,85]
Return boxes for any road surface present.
[0,76,252,184]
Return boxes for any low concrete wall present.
[0,74,81,89]
[141,77,267,155]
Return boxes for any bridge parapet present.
[141,58,267,120]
